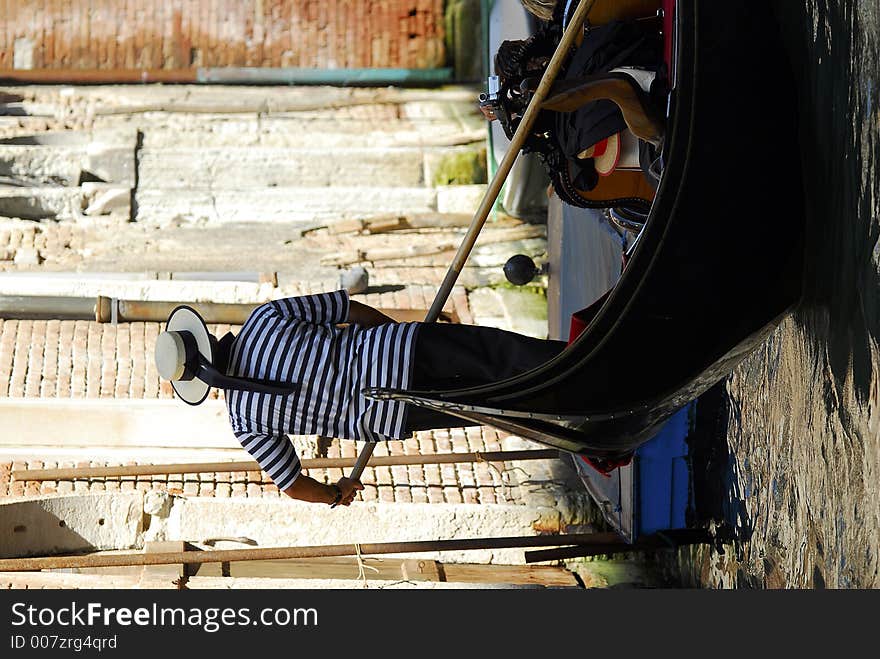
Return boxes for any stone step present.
[134,186,439,224]
[0,184,131,222]
[0,145,84,186]
[0,141,136,187]
[0,399,237,450]
[136,119,483,149]
[0,128,135,147]
[56,83,477,109]
[137,147,428,189]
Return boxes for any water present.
[666,0,879,588]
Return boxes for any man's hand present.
[346,299,396,327]
[333,476,364,507]
[282,473,363,506]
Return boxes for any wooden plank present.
[401,558,442,581]
[442,563,580,587]
[0,398,237,449]
[321,243,457,266]
[320,226,543,266]
[198,556,403,581]
[183,556,579,586]
[325,213,484,235]
[0,569,579,589]
[0,533,624,571]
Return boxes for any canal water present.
[666,0,879,588]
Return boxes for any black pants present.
[402,323,567,433]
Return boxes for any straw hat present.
[155,305,296,406]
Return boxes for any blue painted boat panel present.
[635,404,693,536]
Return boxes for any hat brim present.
[166,305,213,406]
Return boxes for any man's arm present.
[236,430,362,506]
[283,474,363,506]
[346,299,396,327]
[269,290,350,325]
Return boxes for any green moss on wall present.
[432,147,488,186]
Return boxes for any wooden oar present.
[347,0,598,485]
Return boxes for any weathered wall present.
[0,0,446,71]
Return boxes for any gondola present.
[367,0,805,470]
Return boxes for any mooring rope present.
[353,543,378,588]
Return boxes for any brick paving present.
[0,425,534,506]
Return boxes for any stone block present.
[390,465,408,484]
[393,486,412,503]
[478,487,497,504]
[82,184,132,219]
[12,247,41,265]
[443,487,463,504]
[0,491,143,558]
[0,187,82,221]
[86,144,136,187]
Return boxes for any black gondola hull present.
[369,0,805,459]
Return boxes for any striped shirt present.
[224,290,418,491]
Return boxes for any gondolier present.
[155,290,565,507]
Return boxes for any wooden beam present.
[441,562,579,587]
[401,558,442,582]
[524,530,715,562]
[0,565,580,589]
[195,556,578,586]
[10,555,579,587]
[12,449,563,481]
[0,533,624,572]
